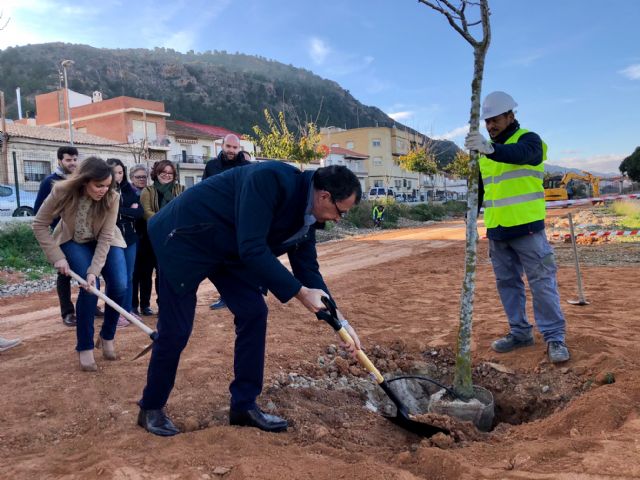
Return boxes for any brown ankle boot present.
[78,350,97,372]
[96,337,117,361]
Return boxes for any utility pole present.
[0,90,9,184]
[61,60,75,145]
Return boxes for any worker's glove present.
[464,132,494,155]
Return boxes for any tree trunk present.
[452,47,488,400]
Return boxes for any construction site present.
[1,200,639,479]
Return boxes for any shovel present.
[68,270,157,359]
[318,296,450,437]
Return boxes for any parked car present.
[0,184,37,217]
[368,187,395,200]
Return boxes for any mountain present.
[544,163,617,178]
[0,42,458,163]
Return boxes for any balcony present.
[127,134,172,150]
[171,154,208,164]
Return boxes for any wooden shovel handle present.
[336,327,385,384]
[67,269,154,336]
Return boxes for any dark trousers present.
[57,272,75,318]
[139,269,268,411]
[132,235,156,310]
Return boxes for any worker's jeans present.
[60,240,127,351]
[489,230,566,343]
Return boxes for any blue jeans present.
[60,241,127,351]
[489,229,566,343]
[123,242,137,313]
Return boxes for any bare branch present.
[417,0,486,47]
[0,11,11,30]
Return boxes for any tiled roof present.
[329,146,369,159]
[3,123,119,146]
[166,120,222,140]
[173,120,244,139]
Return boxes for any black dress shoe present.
[62,313,77,327]
[131,307,141,316]
[141,307,155,316]
[137,408,180,436]
[95,306,104,317]
[229,407,288,432]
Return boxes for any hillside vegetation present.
[0,43,457,163]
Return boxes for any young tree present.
[252,109,328,169]
[445,150,471,180]
[418,0,491,400]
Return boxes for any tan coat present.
[32,188,126,277]
[140,183,185,220]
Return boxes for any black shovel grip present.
[317,296,342,331]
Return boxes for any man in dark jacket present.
[137,162,362,436]
[202,134,252,310]
[34,146,79,327]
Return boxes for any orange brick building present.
[34,90,170,160]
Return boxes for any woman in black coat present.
[106,158,144,327]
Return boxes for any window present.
[346,141,354,149]
[407,180,412,189]
[394,180,402,189]
[372,139,381,148]
[132,120,157,141]
[24,160,50,182]
[203,145,211,158]
[374,180,383,187]
[373,156,383,166]
[184,176,194,188]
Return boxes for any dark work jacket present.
[479,120,546,241]
[34,172,65,229]
[116,182,144,246]
[202,151,251,179]
[148,161,329,304]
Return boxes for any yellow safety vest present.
[479,128,547,228]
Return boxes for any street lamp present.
[61,59,75,146]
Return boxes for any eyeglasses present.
[330,195,348,218]
[133,175,147,180]
[159,170,174,177]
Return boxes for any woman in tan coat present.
[139,160,184,310]
[33,157,127,371]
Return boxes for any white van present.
[368,187,395,200]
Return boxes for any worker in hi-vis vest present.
[372,204,385,227]
[464,91,570,364]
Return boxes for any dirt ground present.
[1,210,640,479]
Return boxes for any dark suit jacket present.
[148,161,328,303]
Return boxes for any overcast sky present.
[2,0,639,174]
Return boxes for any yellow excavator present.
[543,171,600,201]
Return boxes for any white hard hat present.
[480,91,517,120]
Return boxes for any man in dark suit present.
[202,133,252,310]
[137,162,362,436]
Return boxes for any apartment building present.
[320,126,424,198]
[34,90,171,161]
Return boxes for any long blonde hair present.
[51,156,117,219]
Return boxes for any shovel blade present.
[384,413,449,437]
[132,342,153,360]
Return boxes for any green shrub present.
[443,200,468,217]
[610,200,640,229]
[407,203,447,221]
[0,223,53,273]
